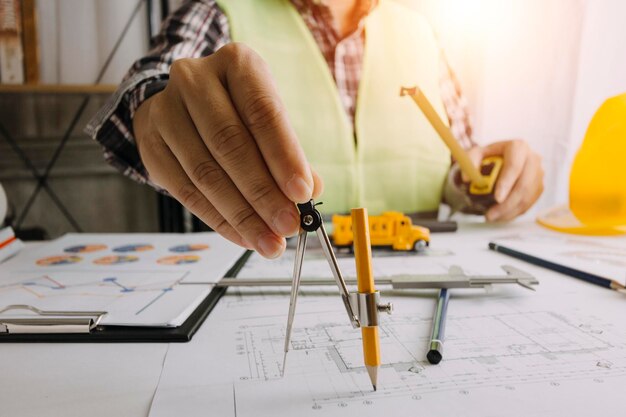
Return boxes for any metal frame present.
[0,0,147,235]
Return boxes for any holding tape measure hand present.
[463,140,544,222]
[400,86,544,222]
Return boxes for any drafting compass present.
[282,200,392,375]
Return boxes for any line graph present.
[0,271,190,321]
[23,275,66,290]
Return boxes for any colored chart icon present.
[36,255,82,266]
[64,244,107,253]
[94,255,139,265]
[113,244,154,253]
[169,244,209,253]
[157,255,200,265]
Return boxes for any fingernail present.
[257,234,285,259]
[286,175,312,202]
[272,209,299,236]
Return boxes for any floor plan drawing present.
[151,283,626,417]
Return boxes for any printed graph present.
[0,271,188,321]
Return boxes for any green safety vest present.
[215,0,451,215]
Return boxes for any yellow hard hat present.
[537,93,626,235]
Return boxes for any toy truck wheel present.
[413,239,427,252]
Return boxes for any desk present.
[1,222,624,417]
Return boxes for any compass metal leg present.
[316,224,360,328]
[282,230,308,375]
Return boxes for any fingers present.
[480,140,529,203]
[467,140,544,222]
[169,52,305,240]
[214,43,314,203]
[486,151,544,222]
[134,45,321,259]
[150,87,289,258]
[137,128,251,250]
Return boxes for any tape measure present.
[401,86,502,210]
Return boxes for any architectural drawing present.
[151,282,626,416]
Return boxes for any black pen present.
[427,288,450,365]
[489,242,626,294]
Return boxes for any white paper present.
[0,343,169,417]
[0,270,212,326]
[238,241,506,281]
[150,284,626,416]
[1,232,246,284]
[149,224,626,417]
[0,232,246,326]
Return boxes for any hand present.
[466,140,544,222]
[133,43,323,258]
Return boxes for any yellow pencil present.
[351,208,381,391]
[400,86,488,189]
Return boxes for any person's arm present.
[86,0,321,258]
[85,0,229,191]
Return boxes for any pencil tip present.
[365,365,379,391]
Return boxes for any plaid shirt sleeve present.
[85,0,230,189]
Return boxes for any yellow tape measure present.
[469,156,503,196]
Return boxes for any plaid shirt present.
[86,0,474,189]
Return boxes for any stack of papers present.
[0,227,23,263]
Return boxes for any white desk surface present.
[1,222,623,417]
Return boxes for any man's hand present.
[133,43,323,258]
[466,140,544,221]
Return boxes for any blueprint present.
[149,230,626,416]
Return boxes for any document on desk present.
[149,246,626,417]
[0,233,246,326]
[236,245,509,279]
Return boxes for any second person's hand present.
[465,140,544,221]
[133,43,323,258]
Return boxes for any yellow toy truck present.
[332,212,430,251]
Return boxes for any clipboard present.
[0,251,252,343]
